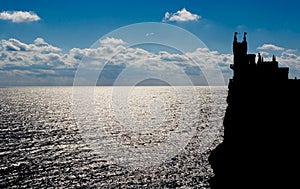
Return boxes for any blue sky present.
[1,0,300,85]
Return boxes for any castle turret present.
[232,32,255,79]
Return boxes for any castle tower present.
[231,32,248,79]
[233,32,248,66]
[231,32,256,80]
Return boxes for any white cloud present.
[286,49,297,53]
[259,51,270,57]
[159,51,189,62]
[0,37,236,85]
[0,11,40,23]
[0,38,65,70]
[34,38,49,46]
[99,37,126,46]
[1,38,61,53]
[1,38,28,51]
[257,44,284,51]
[163,8,201,22]
[281,51,298,59]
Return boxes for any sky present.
[1,0,300,86]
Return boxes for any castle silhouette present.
[208,33,300,188]
[232,32,289,81]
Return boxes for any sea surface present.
[0,86,227,188]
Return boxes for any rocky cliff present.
[208,33,300,188]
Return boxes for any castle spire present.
[258,53,262,63]
[272,55,276,62]
[234,32,238,43]
[243,32,247,42]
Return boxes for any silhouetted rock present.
[208,32,300,188]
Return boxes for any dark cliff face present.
[208,33,300,188]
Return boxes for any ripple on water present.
[0,86,226,188]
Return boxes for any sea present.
[0,86,227,188]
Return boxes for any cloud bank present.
[1,38,299,86]
[0,11,40,23]
[163,8,200,22]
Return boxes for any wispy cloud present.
[163,8,200,22]
[0,11,40,23]
[257,44,284,51]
